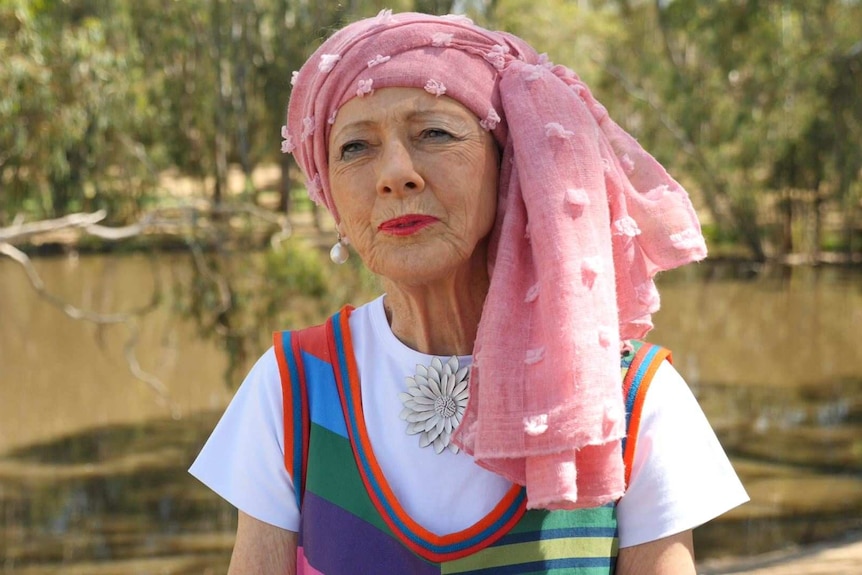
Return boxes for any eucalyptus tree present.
[0,0,161,222]
[640,0,861,259]
[490,0,862,260]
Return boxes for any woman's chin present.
[368,244,476,287]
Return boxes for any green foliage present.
[2,0,860,259]
[174,237,379,387]
[0,0,364,221]
[259,237,380,332]
[0,0,161,222]
[490,0,862,260]
[489,0,622,86]
[264,238,329,299]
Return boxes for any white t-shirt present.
[190,295,748,548]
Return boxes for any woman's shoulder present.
[618,354,749,547]
[249,344,280,378]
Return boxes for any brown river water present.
[1,253,860,573]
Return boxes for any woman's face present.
[328,87,499,285]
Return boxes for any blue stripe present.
[496,526,618,545]
[331,311,526,556]
[625,344,659,416]
[455,556,615,575]
[281,331,305,510]
[621,344,660,454]
[302,351,349,438]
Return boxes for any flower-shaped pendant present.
[399,356,470,454]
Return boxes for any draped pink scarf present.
[285,11,707,510]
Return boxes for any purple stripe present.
[301,491,439,575]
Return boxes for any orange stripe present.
[273,331,295,478]
[623,346,671,486]
[332,306,527,562]
[291,331,311,494]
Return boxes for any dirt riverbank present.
[698,533,862,574]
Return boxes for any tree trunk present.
[729,198,766,262]
[779,193,793,257]
[279,153,292,215]
[232,0,255,202]
[810,183,825,263]
[212,0,229,206]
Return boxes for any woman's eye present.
[339,141,366,158]
[420,128,454,140]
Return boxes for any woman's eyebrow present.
[334,111,469,140]
[331,120,376,142]
[406,109,472,128]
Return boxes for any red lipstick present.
[378,214,439,236]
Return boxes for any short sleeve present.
[616,360,749,548]
[189,347,300,531]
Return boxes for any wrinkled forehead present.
[330,50,503,140]
[331,87,485,133]
[289,12,517,147]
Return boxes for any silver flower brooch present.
[399,356,470,454]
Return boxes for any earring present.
[330,234,349,264]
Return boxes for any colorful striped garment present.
[273,307,670,575]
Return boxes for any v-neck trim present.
[327,307,527,563]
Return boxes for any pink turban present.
[285,10,707,510]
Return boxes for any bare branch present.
[0,242,46,291]
[189,242,233,322]
[1,204,291,247]
[122,320,176,414]
[0,240,174,410]
[0,201,291,408]
[85,214,154,240]
[1,242,131,323]
[594,58,698,158]
[0,211,107,243]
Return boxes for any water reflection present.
[1,255,861,572]
[651,262,862,559]
[0,253,234,456]
[1,413,235,574]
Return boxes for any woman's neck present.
[381,257,489,357]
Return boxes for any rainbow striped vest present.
[274,307,670,575]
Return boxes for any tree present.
[0,0,161,223]
[611,0,862,259]
[3,0,859,259]
[490,0,862,260]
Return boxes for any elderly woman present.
[191,11,748,575]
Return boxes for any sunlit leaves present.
[0,0,159,221]
[490,0,862,257]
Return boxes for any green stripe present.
[442,537,618,574]
[304,417,619,573]
[304,423,394,536]
[517,567,615,575]
[508,506,616,534]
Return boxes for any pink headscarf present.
[285,10,707,510]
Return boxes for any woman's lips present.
[378,214,439,236]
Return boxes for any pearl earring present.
[330,234,349,264]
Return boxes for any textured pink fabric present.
[285,11,707,510]
[297,546,324,575]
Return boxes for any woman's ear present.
[335,222,348,242]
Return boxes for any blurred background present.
[1,0,861,573]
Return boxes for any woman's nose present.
[376,140,425,196]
